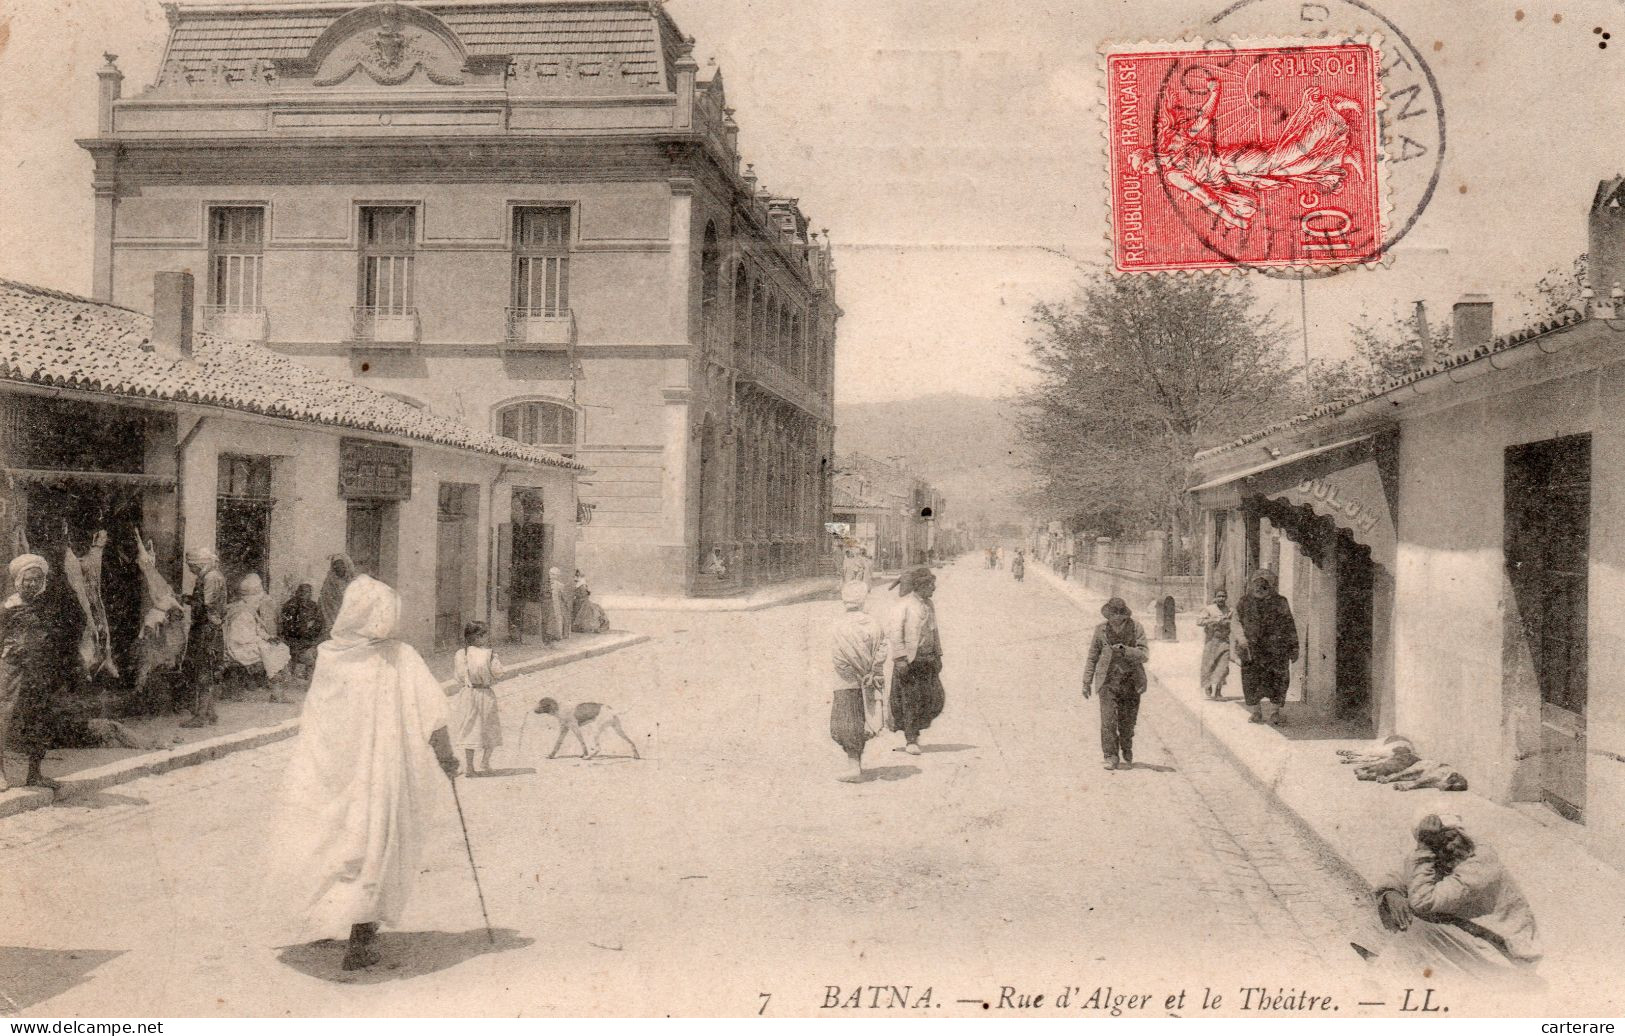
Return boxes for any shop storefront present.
[338,437,412,586]
[2,274,584,718]
[1,394,178,714]
[1192,430,1399,732]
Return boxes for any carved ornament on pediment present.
[308,3,468,88]
[506,55,662,96]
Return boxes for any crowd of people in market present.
[0,529,609,793]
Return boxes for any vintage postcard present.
[0,0,1623,1026]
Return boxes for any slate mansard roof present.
[154,0,680,92]
[0,279,583,470]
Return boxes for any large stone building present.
[79,0,839,598]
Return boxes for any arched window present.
[777,305,790,369]
[497,400,577,451]
[751,282,767,359]
[700,223,721,351]
[772,299,785,367]
[733,266,750,356]
[790,312,803,379]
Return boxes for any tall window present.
[498,401,577,451]
[733,267,750,356]
[513,207,571,317]
[751,282,766,359]
[700,223,721,350]
[360,206,416,314]
[209,207,264,311]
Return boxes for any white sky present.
[2,0,1622,403]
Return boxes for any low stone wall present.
[1067,564,1205,614]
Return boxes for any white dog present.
[532,697,641,760]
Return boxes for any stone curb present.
[1028,563,1376,894]
[598,578,838,613]
[0,631,652,821]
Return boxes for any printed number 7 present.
[758,993,771,1016]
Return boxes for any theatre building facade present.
[1191,180,1625,865]
[80,0,839,598]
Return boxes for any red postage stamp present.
[1104,40,1385,273]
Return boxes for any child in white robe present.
[450,621,505,775]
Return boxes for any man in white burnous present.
[271,575,461,971]
[1129,75,1364,231]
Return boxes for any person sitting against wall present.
[279,583,324,685]
[571,569,611,634]
[705,547,729,581]
[224,573,292,703]
[1372,811,1541,979]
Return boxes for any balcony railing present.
[351,306,420,347]
[201,305,269,342]
[737,352,824,415]
[504,307,575,352]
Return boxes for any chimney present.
[1451,294,1493,355]
[1588,177,1625,311]
[97,53,124,136]
[151,271,195,361]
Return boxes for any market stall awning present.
[1189,433,1375,493]
[1268,459,1395,566]
[1190,431,1398,569]
[4,468,177,490]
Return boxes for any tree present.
[1516,254,1587,325]
[1307,252,1590,405]
[1014,274,1299,546]
[1305,306,1445,403]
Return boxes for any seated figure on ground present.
[1371,811,1540,978]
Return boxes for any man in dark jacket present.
[1234,569,1298,725]
[1,553,85,791]
[1081,597,1150,770]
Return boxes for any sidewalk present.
[0,628,649,820]
[1031,562,1625,991]
[597,575,837,612]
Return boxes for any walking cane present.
[515,710,532,755]
[448,776,497,946]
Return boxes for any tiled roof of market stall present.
[1196,310,1589,462]
[0,279,583,470]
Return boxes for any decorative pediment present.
[308,3,468,88]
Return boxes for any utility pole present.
[1299,275,1312,379]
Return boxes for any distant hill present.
[834,393,1030,525]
